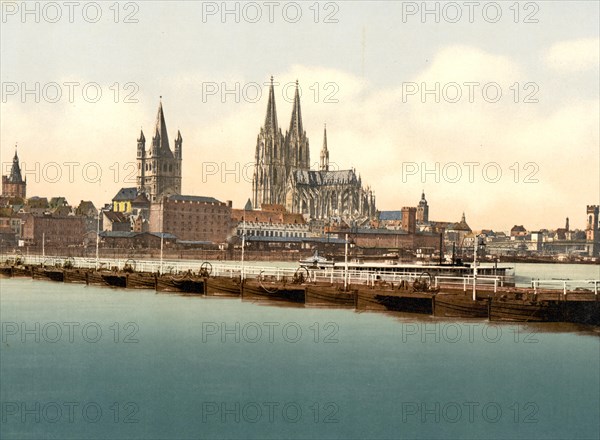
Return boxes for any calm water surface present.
[1,271,598,439]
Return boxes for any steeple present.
[154,99,172,156]
[174,130,183,160]
[137,129,146,159]
[264,76,278,133]
[421,190,426,202]
[285,80,309,170]
[320,124,329,171]
[2,144,27,199]
[288,80,303,136]
[461,212,466,223]
[136,99,182,202]
[9,145,24,183]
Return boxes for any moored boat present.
[205,276,242,296]
[434,294,489,318]
[489,299,562,322]
[156,275,204,294]
[242,279,305,303]
[305,284,356,307]
[32,267,64,282]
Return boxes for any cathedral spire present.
[264,76,278,133]
[320,124,329,171]
[286,80,309,170]
[288,80,303,136]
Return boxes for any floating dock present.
[1,261,598,326]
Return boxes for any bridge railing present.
[531,279,599,297]
[434,275,503,293]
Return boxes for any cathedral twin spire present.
[264,76,279,134]
[252,77,312,209]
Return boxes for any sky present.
[1,0,599,231]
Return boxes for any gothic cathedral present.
[251,78,376,223]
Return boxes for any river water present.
[1,264,598,439]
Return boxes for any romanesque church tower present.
[137,100,182,202]
[2,146,26,200]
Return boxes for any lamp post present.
[95,209,100,270]
[159,233,164,275]
[472,236,478,301]
[472,234,486,301]
[241,212,246,281]
[344,233,349,289]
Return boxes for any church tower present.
[136,100,182,202]
[2,145,26,200]
[416,190,429,224]
[252,77,286,209]
[284,80,310,173]
[320,124,329,171]
[586,206,600,256]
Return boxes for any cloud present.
[545,38,600,73]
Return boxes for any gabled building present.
[102,211,131,232]
[75,201,97,218]
[112,187,137,213]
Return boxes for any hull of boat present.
[305,285,356,307]
[434,295,489,318]
[242,281,305,303]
